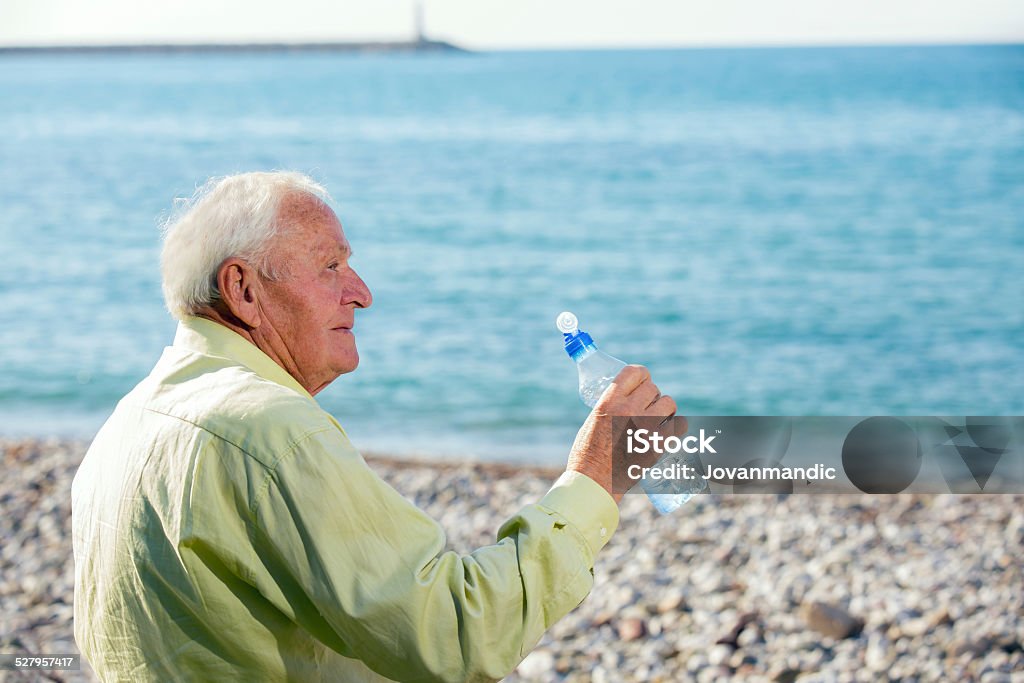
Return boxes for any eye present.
[327,262,339,271]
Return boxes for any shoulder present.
[142,357,339,469]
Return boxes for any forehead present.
[276,192,351,256]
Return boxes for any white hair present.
[160,171,330,320]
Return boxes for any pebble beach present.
[1,437,1021,682]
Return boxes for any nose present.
[347,268,372,309]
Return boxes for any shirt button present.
[599,527,607,538]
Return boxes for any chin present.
[312,359,358,396]
[333,354,359,376]
[329,338,359,375]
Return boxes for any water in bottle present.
[557,311,705,514]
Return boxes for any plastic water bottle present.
[557,311,705,514]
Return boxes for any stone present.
[801,601,864,640]
[927,607,953,629]
[947,637,994,658]
[617,617,646,642]
[698,666,731,683]
[516,648,554,678]
[656,588,687,614]
[729,650,757,669]
[899,616,930,638]
[979,673,1012,683]
[686,653,709,672]
[600,649,623,670]
[716,611,758,647]
[707,644,733,667]
[772,669,802,683]
[865,635,893,670]
[737,625,764,648]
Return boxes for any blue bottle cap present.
[563,330,595,360]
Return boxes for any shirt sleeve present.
[248,427,619,683]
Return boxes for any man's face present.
[257,194,372,394]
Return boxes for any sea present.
[1,45,1022,463]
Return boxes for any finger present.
[659,413,688,436]
[649,394,677,419]
[608,365,651,396]
[631,381,661,409]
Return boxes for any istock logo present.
[626,428,717,454]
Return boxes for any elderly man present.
[72,171,677,682]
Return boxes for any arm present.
[249,428,618,683]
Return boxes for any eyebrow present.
[321,243,352,260]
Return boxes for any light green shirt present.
[72,316,618,682]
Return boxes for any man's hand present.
[566,365,685,503]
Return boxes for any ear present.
[215,258,263,328]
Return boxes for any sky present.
[1,0,1023,49]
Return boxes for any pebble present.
[980,673,1012,683]
[617,617,646,642]
[948,636,995,658]
[737,624,764,648]
[697,666,731,683]
[716,610,758,647]
[707,643,733,667]
[516,648,555,678]
[865,634,892,670]
[801,601,864,640]
[656,587,687,614]
[3,438,1022,683]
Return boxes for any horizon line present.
[0,37,1022,54]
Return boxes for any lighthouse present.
[414,1,426,44]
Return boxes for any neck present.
[192,306,323,395]
[193,305,254,344]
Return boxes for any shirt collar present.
[173,316,314,401]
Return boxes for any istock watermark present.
[611,416,1024,496]
[626,427,718,455]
